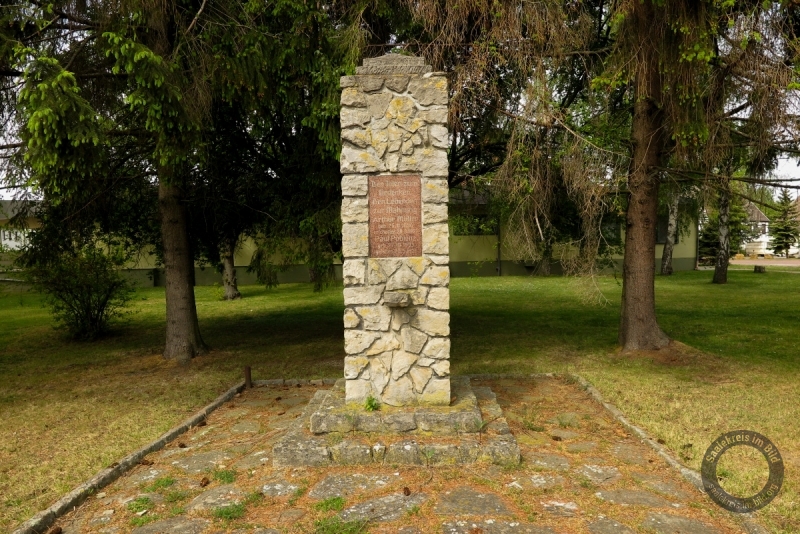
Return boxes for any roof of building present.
[744,202,770,223]
[0,199,23,221]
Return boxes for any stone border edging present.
[466,372,767,534]
[12,380,247,534]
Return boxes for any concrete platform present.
[272,377,521,467]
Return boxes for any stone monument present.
[271,55,519,467]
[339,54,451,407]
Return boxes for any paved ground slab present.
[131,517,208,534]
[46,378,755,534]
[442,520,557,533]
[339,492,429,522]
[641,512,722,533]
[595,489,672,508]
[308,473,392,500]
[434,486,512,516]
[587,517,636,533]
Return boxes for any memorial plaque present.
[369,175,422,258]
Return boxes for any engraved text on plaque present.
[369,175,422,258]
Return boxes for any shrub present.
[27,246,133,340]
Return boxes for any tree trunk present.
[159,178,207,362]
[618,0,670,351]
[221,235,241,300]
[660,193,679,275]
[538,236,552,276]
[713,184,730,284]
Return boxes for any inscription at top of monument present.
[369,175,422,258]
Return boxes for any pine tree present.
[769,189,800,257]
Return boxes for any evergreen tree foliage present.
[769,189,800,257]
[698,199,758,264]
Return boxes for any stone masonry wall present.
[340,55,451,407]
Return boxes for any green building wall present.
[122,222,698,287]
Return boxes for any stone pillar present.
[339,55,450,407]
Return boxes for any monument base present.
[272,377,520,467]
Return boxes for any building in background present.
[743,202,771,256]
[0,200,33,250]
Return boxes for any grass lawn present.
[0,271,798,532]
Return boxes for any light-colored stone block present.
[343,285,384,305]
[391,350,417,380]
[421,337,450,360]
[408,76,448,106]
[369,354,391,393]
[341,87,366,107]
[356,305,392,331]
[341,145,387,174]
[366,92,393,119]
[364,335,400,356]
[385,96,417,123]
[341,223,369,257]
[420,265,449,286]
[344,356,369,379]
[428,254,449,265]
[427,287,449,310]
[418,147,449,177]
[341,128,370,148]
[420,377,450,405]
[422,178,449,203]
[342,175,368,196]
[342,259,365,286]
[340,76,356,88]
[409,366,433,394]
[341,196,368,223]
[417,106,448,124]
[431,359,450,377]
[411,309,450,336]
[423,224,449,255]
[410,286,429,305]
[423,202,448,224]
[386,265,419,290]
[343,308,361,328]
[384,75,410,92]
[428,124,449,148]
[345,378,373,403]
[401,326,428,354]
[407,257,430,276]
[355,76,383,92]
[382,375,416,406]
[341,108,371,128]
[391,309,411,331]
[344,330,380,355]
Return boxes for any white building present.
[0,200,31,250]
[743,202,771,256]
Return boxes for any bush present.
[27,247,134,340]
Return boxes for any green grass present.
[0,272,799,532]
[129,514,159,527]
[314,516,368,534]
[211,503,245,521]
[212,469,236,484]
[314,496,345,512]
[144,476,175,492]
[164,490,189,503]
[126,496,153,514]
